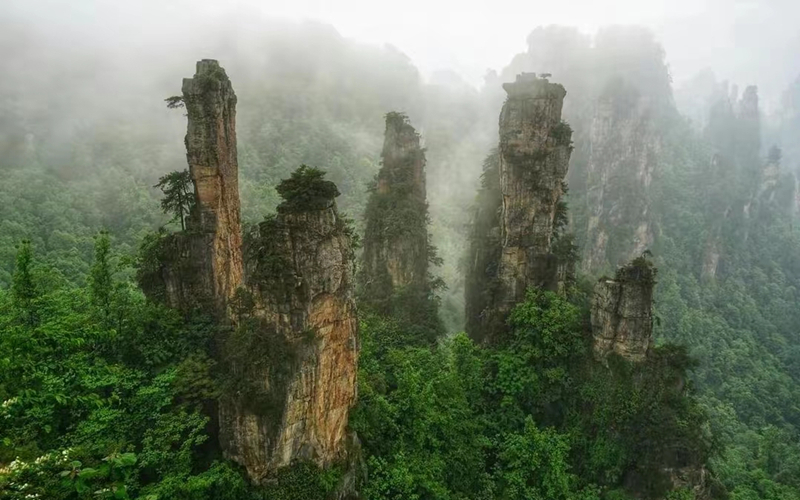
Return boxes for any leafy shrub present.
[276,165,340,213]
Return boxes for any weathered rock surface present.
[582,89,659,273]
[664,466,715,500]
[465,73,573,342]
[590,258,656,362]
[464,151,503,339]
[498,74,571,298]
[360,112,429,309]
[141,60,358,483]
[139,60,244,314]
[220,193,358,480]
[182,59,244,312]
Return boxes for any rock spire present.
[140,61,359,482]
[465,73,573,342]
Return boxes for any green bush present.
[276,165,340,213]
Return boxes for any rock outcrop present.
[465,73,573,342]
[139,60,245,314]
[358,112,442,342]
[590,258,656,362]
[220,171,358,480]
[140,61,358,483]
[582,87,659,272]
[360,112,429,307]
[181,59,244,312]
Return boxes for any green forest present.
[2,10,800,500]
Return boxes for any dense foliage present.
[0,237,261,499]
[275,165,341,213]
[352,289,713,500]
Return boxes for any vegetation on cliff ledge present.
[275,165,341,213]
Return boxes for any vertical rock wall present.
[465,73,572,342]
[582,90,659,272]
[590,259,656,362]
[182,59,244,312]
[142,60,358,483]
[360,112,429,310]
[497,73,571,301]
[138,60,244,314]
[220,190,358,480]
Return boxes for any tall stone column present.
[358,112,442,342]
[182,59,244,312]
[465,73,573,342]
[219,177,358,480]
[360,112,429,306]
[142,61,359,484]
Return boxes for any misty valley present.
[1,9,800,500]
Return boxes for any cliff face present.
[182,59,244,312]
[464,151,503,338]
[360,113,429,305]
[140,61,358,483]
[582,89,659,272]
[139,60,245,314]
[590,258,656,362]
[700,84,765,281]
[465,73,572,342]
[221,186,358,480]
[498,74,571,297]
[359,113,441,341]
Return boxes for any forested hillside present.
[2,12,800,500]
[495,26,800,498]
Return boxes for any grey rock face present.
[497,74,571,303]
[582,91,658,273]
[590,259,656,362]
[465,73,573,343]
[360,113,429,310]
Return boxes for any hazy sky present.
[6,0,799,101]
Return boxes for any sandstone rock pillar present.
[465,73,573,342]
[219,169,359,481]
[359,112,429,311]
[143,61,359,483]
[181,59,244,312]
